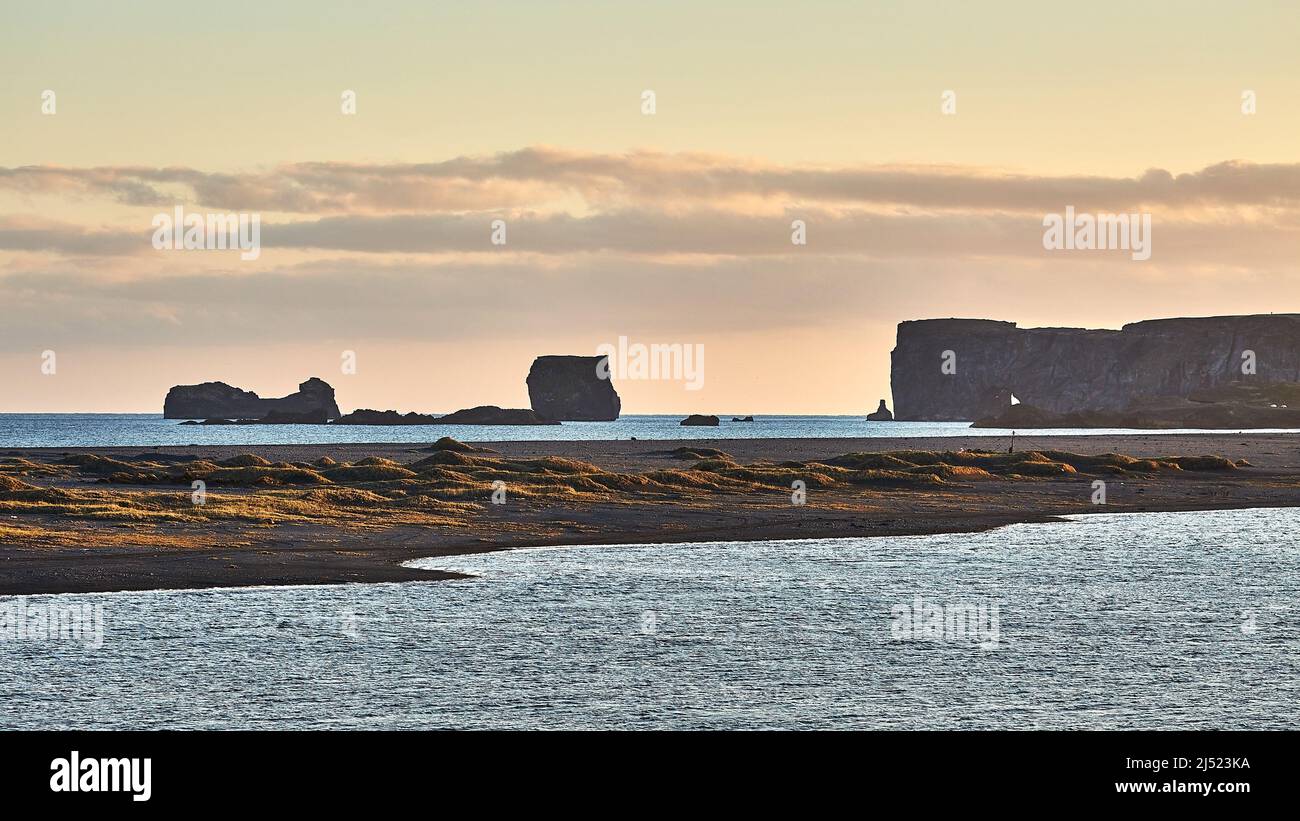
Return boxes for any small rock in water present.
[865,399,893,421]
[679,414,720,427]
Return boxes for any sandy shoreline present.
[12,429,1300,468]
[2,432,1298,596]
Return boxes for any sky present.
[2,1,1299,413]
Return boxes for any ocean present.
[2,413,1295,449]
[2,507,1296,730]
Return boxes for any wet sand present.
[2,432,1298,595]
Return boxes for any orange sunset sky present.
[3,1,1299,413]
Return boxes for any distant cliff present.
[526,355,621,421]
[164,377,341,420]
[891,315,1300,421]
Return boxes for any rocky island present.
[526,355,621,421]
[680,414,720,426]
[164,377,341,420]
[423,406,557,425]
[165,353,619,426]
[187,406,558,426]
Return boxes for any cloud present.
[3,251,1297,355]
[7,151,1300,215]
[0,218,141,256]
[3,148,1298,359]
[5,206,1298,266]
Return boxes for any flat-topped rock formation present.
[334,409,442,425]
[891,315,1300,422]
[164,377,341,420]
[526,355,621,421]
[211,406,560,426]
[432,406,558,425]
[180,409,330,425]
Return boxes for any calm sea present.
[2,508,1296,729]
[2,413,1294,449]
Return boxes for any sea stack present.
[526,355,621,421]
[164,377,341,420]
[865,400,893,421]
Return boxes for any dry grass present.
[0,521,229,549]
[0,442,1238,543]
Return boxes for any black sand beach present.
[1,432,1298,595]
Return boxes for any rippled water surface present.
[2,508,1297,729]
[4,413,1296,448]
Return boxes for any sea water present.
[1,508,1296,730]
[3,413,1295,449]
